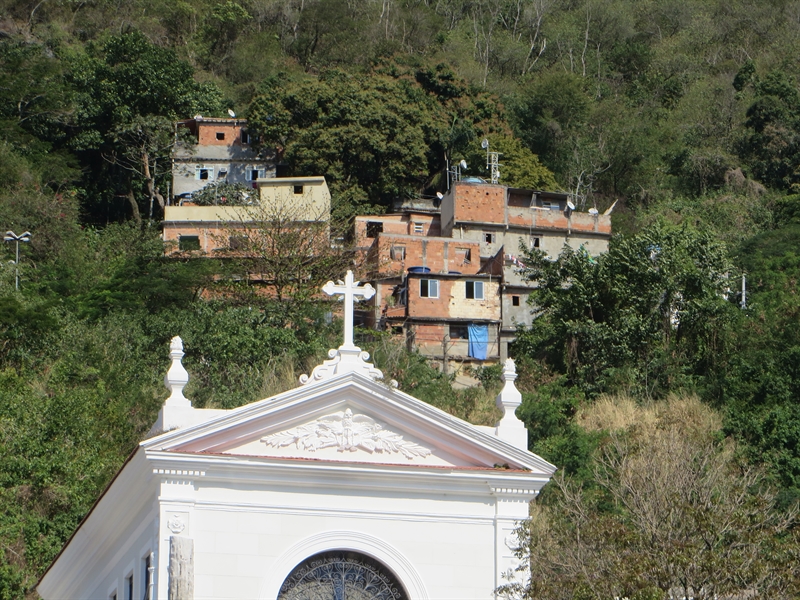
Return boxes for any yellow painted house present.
[162,176,331,254]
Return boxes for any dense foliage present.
[3,0,800,597]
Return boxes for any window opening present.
[531,237,541,248]
[124,574,133,600]
[390,245,406,261]
[293,185,304,194]
[483,232,495,244]
[142,554,152,600]
[241,131,250,144]
[216,132,225,141]
[455,248,471,264]
[195,165,214,181]
[366,221,383,238]
[248,168,266,181]
[413,223,424,234]
[179,235,200,251]
[278,551,408,600]
[466,281,484,300]
[420,279,439,298]
[512,295,520,306]
[449,324,469,339]
[229,236,247,250]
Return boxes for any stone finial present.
[495,358,527,450]
[164,336,191,407]
[501,358,517,382]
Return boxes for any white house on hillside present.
[37,272,555,600]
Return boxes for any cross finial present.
[322,270,375,350]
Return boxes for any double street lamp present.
[4,230,32,291]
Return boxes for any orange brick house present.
[355,181,612,369]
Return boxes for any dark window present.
[241,131,250,144]
[366,221,383,238]
[466,281,484,300]
[179,235,200,251]
[216,132,225,140]
[229,236,246,250]
[420,279,439,298]
[199,169,210,180]
[531,237,541,248]
[142,554,151,600]
[124,575,133,600]
[294,185,304,194]
[512,295,520,306]
[449,325,469,339]
[391,325,403,335]
[483,232,494,244]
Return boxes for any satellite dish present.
[481,139,489,149]
[436,192,444,200]
[194,114,204,121]
[567,201,576,210]
[460,160,468,169]
[588,207,599,215]
[228,109,236,118]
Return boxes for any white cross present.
[322,271,375,350]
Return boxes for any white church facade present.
[37,272,555,600]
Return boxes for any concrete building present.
[171,117,275,202]
[355,181,612,368]
[162,176,331,254]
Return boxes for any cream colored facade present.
[162,177,331,254]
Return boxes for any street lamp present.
[4,230,32,291]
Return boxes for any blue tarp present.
[468,324,489,360]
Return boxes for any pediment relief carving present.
[261,409,432,460]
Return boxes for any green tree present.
[502,395,800,600]
[64,31,225,222]
[513,222,735,397]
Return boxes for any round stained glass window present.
[278,551,408,600]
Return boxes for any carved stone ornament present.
[167,514,186,534]
[262,409,431,460]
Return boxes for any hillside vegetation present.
[2,0,800,597]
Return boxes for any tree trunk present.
[127,189,142,225]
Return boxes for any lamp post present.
[4,230,31,291]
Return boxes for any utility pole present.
[4,230,32,291]
[740,273,747,310]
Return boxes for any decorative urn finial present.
[495,358,527,449]
[164,336,191,407]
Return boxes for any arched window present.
[278,551,408,600]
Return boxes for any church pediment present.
[143,372,555,474]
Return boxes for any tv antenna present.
[447,159,467,188]
[482,139,502,184]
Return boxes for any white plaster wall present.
[85,504,159,600]
[160,477,520,600]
